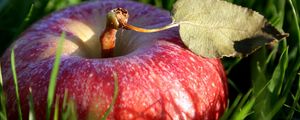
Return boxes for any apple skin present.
[1,0,228,119]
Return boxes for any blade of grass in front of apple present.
[62,100,77,120]
[61,89,77,120]
[101,72,119,120]
[61,89,68,120]
[28,88,35,120]
[62,90,68,111]
[53,97,59,120]
[0,64,7,120]
[46,31,65,120]
[11,49,23,120]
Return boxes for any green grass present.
[10,49,22,120]
[46,31,65,120]
[0,64,7,120]
[101,72,119,120]
[61,89,77,120]
[61,90,78,120]
[0,0,299,119]
[28,88,35,120]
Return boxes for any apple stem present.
[123,23,179,33]
[100,28,118,58]
[100,8,128,58]
[100,8,178,58]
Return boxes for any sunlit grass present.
[0,0,299,119]
[53,97,59,120]
[10,49,22,120]
[46,31,65,120]
[0,64,7,120]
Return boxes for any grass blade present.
[220,94,243,120]
[61,89,70,120]
[11,48,22,120]
[28,88,35,120]
[46,31,65,120]
[268,48,288,95]
[288,0,300,46]
[266,97,286,119]
[101,72,119,120]
[62,89,68,113]
[229,90,255,120]
[62,98,77,120]
[232,98,255,120]
[287,76,300,119]
[235,89,253,111]
[53,97,59,120]
[61,89,78,120]
[0,64,3,87]
[0,63,7,120]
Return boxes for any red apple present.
[1,0,228,119]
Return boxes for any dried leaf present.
[173,0,288,58]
